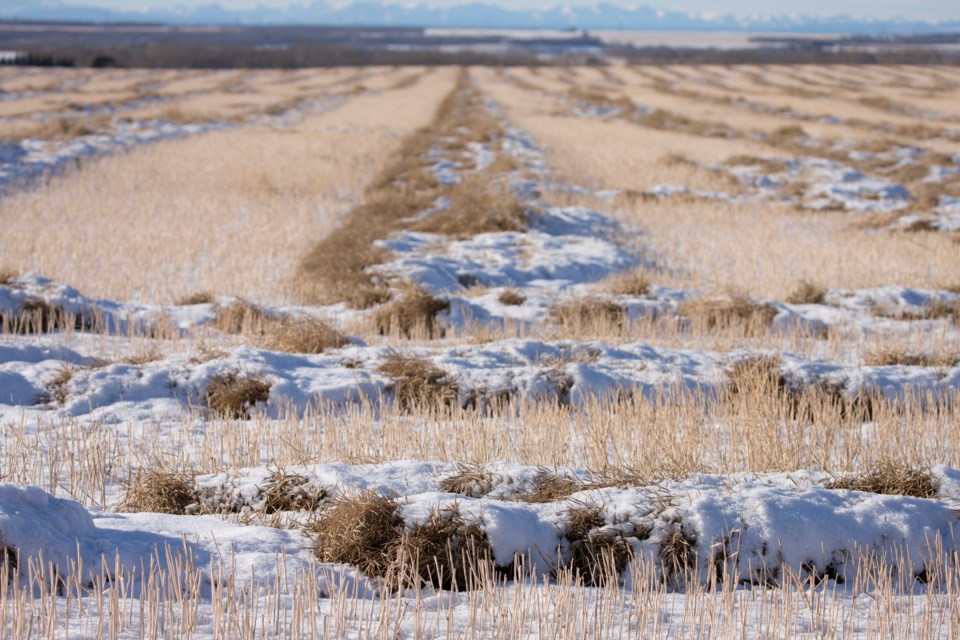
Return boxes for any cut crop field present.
[0,63,959,638]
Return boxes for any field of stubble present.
[1,63,960,638]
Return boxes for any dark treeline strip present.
[611,45,960,66]
[6,43,545,69]
[0,52,75,66]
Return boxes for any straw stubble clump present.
[205,371,272,419]
[121,471,197,515]
[373,287,449,339]
[311,493,495,590]
[377,353,460,413]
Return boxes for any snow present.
[4,465,960,591]
[1,78,959,636]
[0,331,956,425]
[0,94,345,193]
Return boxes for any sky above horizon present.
[57,0,959,22]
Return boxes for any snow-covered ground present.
[0,94,347,192]
[3,464,960,637]
[1,75,959,638]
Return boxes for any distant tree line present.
[13,42,546,69]
[3,37,959,69]
[611,45,960,66]
[0,51,74,66]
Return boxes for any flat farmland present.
[0,63,959,638]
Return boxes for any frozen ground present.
[3,463,960,637]
[0,94,347,192]
[1,75,959,638]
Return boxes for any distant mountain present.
[1,1,958,35]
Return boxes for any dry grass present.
[677,296,777,332]
[393,505,495,590]
[725,154,788,174]
[373,286,449,339]
[549,299,626,331]
[213,301,270,334]
[295,69,527,309]
[411,177,527,237]
[1,544,16,578]
[561,506,634,586]
[516,472,585,503]
[864,347,958,368]
[262,316,350,354]
[377,353,459,413]
[0,298,83,335]
[260,468,326,513]
[785,280,827,305]
[43,364,75,405]
[205,371,272,419]
[0,69,455,304]
[312,493,494,590]
[22,114,112,140]
[659,522,698,584]
[604,271,651,296]
[440,464,494,498]
[294,72,470,307]
[311,491,404,578]
[121,470,197,515]
[826,461,940,499]
[497,289,526,306]
[175,291,215,306]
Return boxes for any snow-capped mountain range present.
[2,1,958,34]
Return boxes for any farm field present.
[0,62,959,637]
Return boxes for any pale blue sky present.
[62,1,960,22]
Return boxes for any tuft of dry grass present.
[723,355,789,398]
[260,468,327,513]
[440,464,494,498]
[605,271,651,296]
[120,348,164,366]
[377,353,459,413]
[262,316,350,354]
[826,461,939,499]
[205,371,272,419]
[516,472,584,503]
[121,470,197,515]
[677,296,777,332]
[213,301,270,335]
[411,177,527,237]
[373,286,449,339]
[549,299,626,331]
[1,298,82,335]
[25,114,112,140]
[393,504,495,590]
[176,291,215,306]
[498,289,526,306]
[659,522,697,583]
[311,491,404,578]
[44,364,75,405]
[766,125,808,145]
[864,347,958,368]
[0,269,16,286]
[561,506,633,586]
[1,544,16,578]
[785,281,827,305]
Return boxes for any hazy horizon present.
[44,0,960,23]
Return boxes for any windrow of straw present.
[294,69,527,310]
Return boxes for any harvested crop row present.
[295,69,527,310]
[521,77,960,216]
